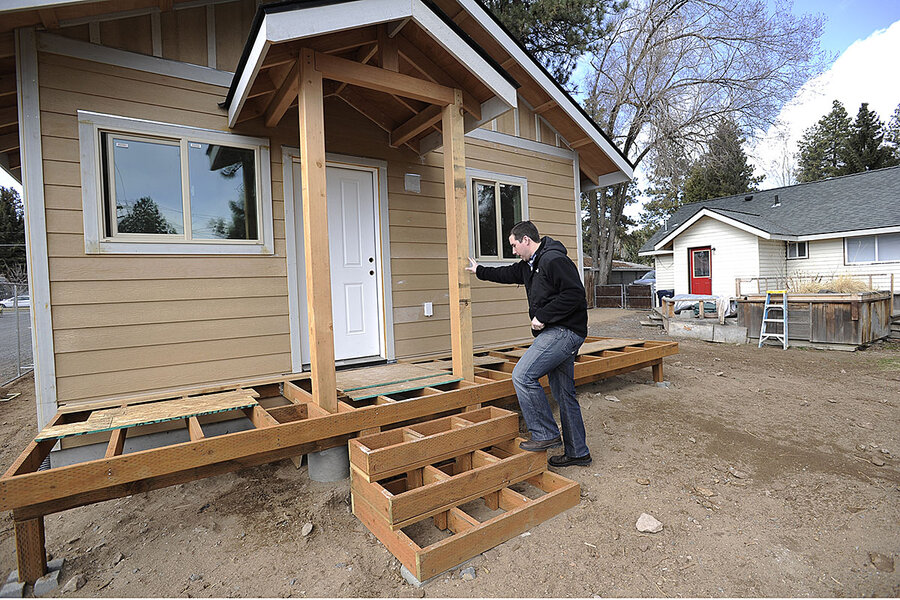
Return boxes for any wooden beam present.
[104,428,126,458]
[159,0,174,11]
[579,159,600,186]
[500,57,516,70]
[38,9,60,30]
[187,416,204,441]
[14,517,46,583]
[390,105,442,148]
[0,105,18,129]
[264,61,299,128]
[0,132,19,154]
[443,89,474,381]
[298,48,338,414]
[388,18,410,38]
[314,51,453,106]
[0,74,16,98]
[336,87,420,153]
[569,137,592,149]
[533,99,557,114]
[0,33,15,60]
[396,38,481,120]
[334,43,377,97]
[377,24,399,72]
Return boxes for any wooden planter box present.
[736,291,892,348]
[351,438,547,530]
[352,470,580,582]
[349,407,518,483]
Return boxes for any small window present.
[467,170,528,260]
[845,233,900,264]
[79,111,273,255]
[787,241,807,259]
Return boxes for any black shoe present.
[519,436,562,452]
[548,453,592,467]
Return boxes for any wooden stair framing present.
[350,410,580,581]
[0,337,677,583]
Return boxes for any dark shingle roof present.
[639,166,900,254]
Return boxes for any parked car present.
[633,270,656,286]
[0,295,30,309]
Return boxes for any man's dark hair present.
[510,220,540,243]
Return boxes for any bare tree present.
[582,0,827,284]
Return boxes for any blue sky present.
[788,0,900,57]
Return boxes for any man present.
[466,221,591,467]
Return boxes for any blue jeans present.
[511,326,589,458]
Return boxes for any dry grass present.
[789,274,873,293]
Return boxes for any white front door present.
[292,162,383,363]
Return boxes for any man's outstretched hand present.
[465,257,478,274]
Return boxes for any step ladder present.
[758,290,788,349]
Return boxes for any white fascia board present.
[582,171,631,190]
[2,0,95,11]
[265,0,413,43]
[797,225,900,241]
[454,0,632,180]
[466,127,576,160]
[638,249,673,256]
[409,1,516,108]
[37,31,233,87]
[228,21,270,128]
[653,209,771,250]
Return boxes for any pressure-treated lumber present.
[36,390,259,441]
[14,516,46,583]
[443,89,474,381]
[314,51,453,106]
[298,47,338,413]
[351,439,545,530]
[349,406,518,482]
[353,470,580,581]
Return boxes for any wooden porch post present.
[297,48,337,412]
[442,89,474,381]
[14,515,46,582]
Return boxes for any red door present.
[689,247,712,294]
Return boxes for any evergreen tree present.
[482,0,616,85]
[118,196,178,234]
[681,118,764,203]
[0,187,26,281]
[841,102,899,173]
[795,99,852,183]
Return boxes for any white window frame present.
[786,241,807,260]
[465,168,528,263]
[844,233,900,265]
[78,111,274,255]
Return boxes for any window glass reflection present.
[499,184,522,259]
[476,181,497,257]
[111,136,183,235]
[188,143,258,240]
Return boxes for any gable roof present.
[640,166,900,254]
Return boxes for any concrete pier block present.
[307,446,350,482]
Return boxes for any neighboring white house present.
[639,166,900,307]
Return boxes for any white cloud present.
[750,19,900,187]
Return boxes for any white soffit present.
[229,0,518,128]
[455,0,632,180]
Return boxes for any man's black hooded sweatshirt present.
[475,236,587,338]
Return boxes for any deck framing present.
[0,337,677,583]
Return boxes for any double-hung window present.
[845,233,900,264]
[79,111,273,254]
[467,169,528,260]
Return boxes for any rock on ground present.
[61,574,86,594]
[636,513,663,533]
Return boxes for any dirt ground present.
[1,309,898,597]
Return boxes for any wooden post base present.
[14,516,47,583]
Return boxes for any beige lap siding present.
[388,136,579,358]
[38,52,292,405]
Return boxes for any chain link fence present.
[0,281,33,385]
